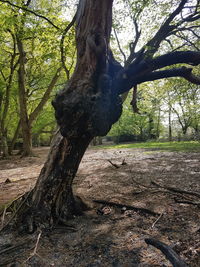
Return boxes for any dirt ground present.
[0,146,200,266]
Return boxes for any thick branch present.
[117,51,200,94]
[150,51,200,69]
[137,67,200,85]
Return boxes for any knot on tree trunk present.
[52,76,122,138]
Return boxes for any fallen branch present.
[145,238,188,267]
[93,199,159,216]
[0,241,29,256]
[174,198,200,207]
[151,181,200,198]
[107,159,120,168]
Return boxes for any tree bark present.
[16,0,122,231]
[17,132,92,232]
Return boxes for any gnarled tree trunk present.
[14,0,200,233]
[16,0,122,232]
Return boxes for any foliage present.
[0,0,76,154]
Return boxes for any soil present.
[0,146,199,266]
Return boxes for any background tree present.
[0,0,76,156]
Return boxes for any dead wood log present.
[93,199,159,216]
[145,238,188,267]
[151,181,200,198]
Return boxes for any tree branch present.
[136,67,200,85]
[145,0,188,56]
[113,28,126,64]
[150,51,200,69]
[0,0,60,30]
[60,13,77,79]
[29,67,62,124]
[116,51,200,94]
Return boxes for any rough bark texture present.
[17,132,92,232]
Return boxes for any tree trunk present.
[1,131,9,158]
[17,37,34,157]
[156,107,161,139]
[16,0,122,232]
[168,105,172,141]
[8,119,21,154]
[17,132,92,232]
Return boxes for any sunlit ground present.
[99,141,200,152]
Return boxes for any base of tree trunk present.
[13,132,93,233]
[15,193,89,233]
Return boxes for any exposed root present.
[93,199,159,216]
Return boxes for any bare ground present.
[0,146,200,266]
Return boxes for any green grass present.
[98,141,200,152]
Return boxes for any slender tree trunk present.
[168,105,172,141]
[1,131,9,158]
[156,107,161,139]
[9,119,21,154]
[17,37,34,157]
[16,0,122,231]
[148,114,155,139]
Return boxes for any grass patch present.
[98,141,200,152]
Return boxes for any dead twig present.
[151,181,200,198]
[93,199,159,216]
[107,159,120,169]
[24,230,42,263]
[145,238,188,267]
[174,198,200,207]
[151,212,163,228]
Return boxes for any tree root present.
[93,199,159,216]
[145,238,188,267]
